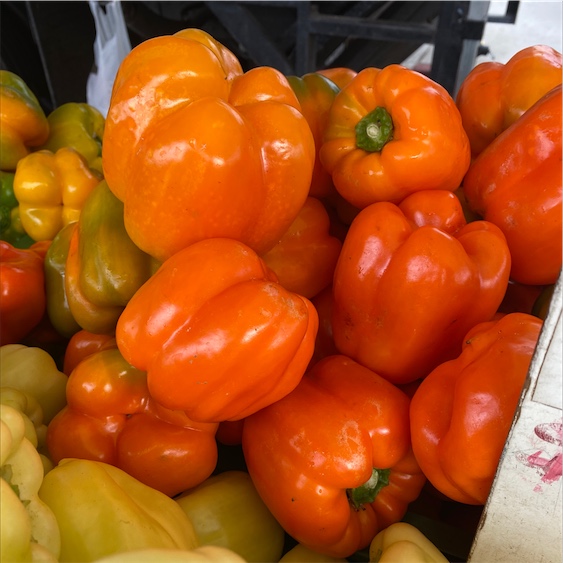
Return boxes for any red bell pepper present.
[0,241,47,345]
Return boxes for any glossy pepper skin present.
[320,65,471,209]
[63,329,117,375]
[116,237,319,423]
[0,170,34,248]
[0,344,68,424]
[13,147,102,241]
[44,222,82,339]
[38,458,200,562]
[410,313,543,505]
[260,197,342,299]
[0,241,47,345]
[242,354,426,558]
[103,28,315,262]
[0,70,50,171]
[0,403,61,563]
[369,522,448,562]
[287,73,340,198]
[456,45,562,157]
[38,102,105,174]
[64,180,159,335]
[331,190,511,384]
[462,84,562,286]
[175,470,286,563]
[46,347,218,497]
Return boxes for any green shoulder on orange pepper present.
[0,70,49,171]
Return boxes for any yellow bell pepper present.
[369,522,449,562]
[175,470,285,563]
[93,545,248,562]
[0,403,61,562]
[38,458,200,562]
[0,70,49,171]
[280,543,348,562]
[0,386,52,471]
[39,102,105,175]
[0,344,67,424]
[13,147,102,241]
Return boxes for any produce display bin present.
[468,275,563,562]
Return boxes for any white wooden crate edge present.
[468,273,563,563]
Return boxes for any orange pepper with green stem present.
[456,44,562,157]
[103,28,315,262]
[320,65,471,209]
[242,354,426,558]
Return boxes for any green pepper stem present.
[355,107,393,152]
[347,468,390,511]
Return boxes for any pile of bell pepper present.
[0,30,561,563]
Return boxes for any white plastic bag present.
[86,0,131,117]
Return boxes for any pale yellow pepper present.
[0,403,61,562]
[369,522,449,562]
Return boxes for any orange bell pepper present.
[242,354,426,558]
[116,238,318,423]
[456,45,562,157]
[103,28,315,262]
[0,241,47,345]
[320,65,471,209]
[287,73,340,198]
[462,84,562,286]
[410,313,543,505]
[46,347,218,497]
[0,70,49,171]
[260,197,342,299]
[316,67,357,90]
[331,190,511,384]
[62,329,117,375]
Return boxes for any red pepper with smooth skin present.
[0,240,47,345]
[242,354,426,558]
[410,313,543,505]
[462,84,562,286]
[331,190,511,384]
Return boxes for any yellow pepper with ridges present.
[0,403,61,562]
[369,522,449,562]
[38,102,105,175]
[0,70,49,171]
[13,147,102,241]
[0,344,67,424]
[94,546,248,563]
[38,458,200,562]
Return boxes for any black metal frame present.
[0,1,520,113]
